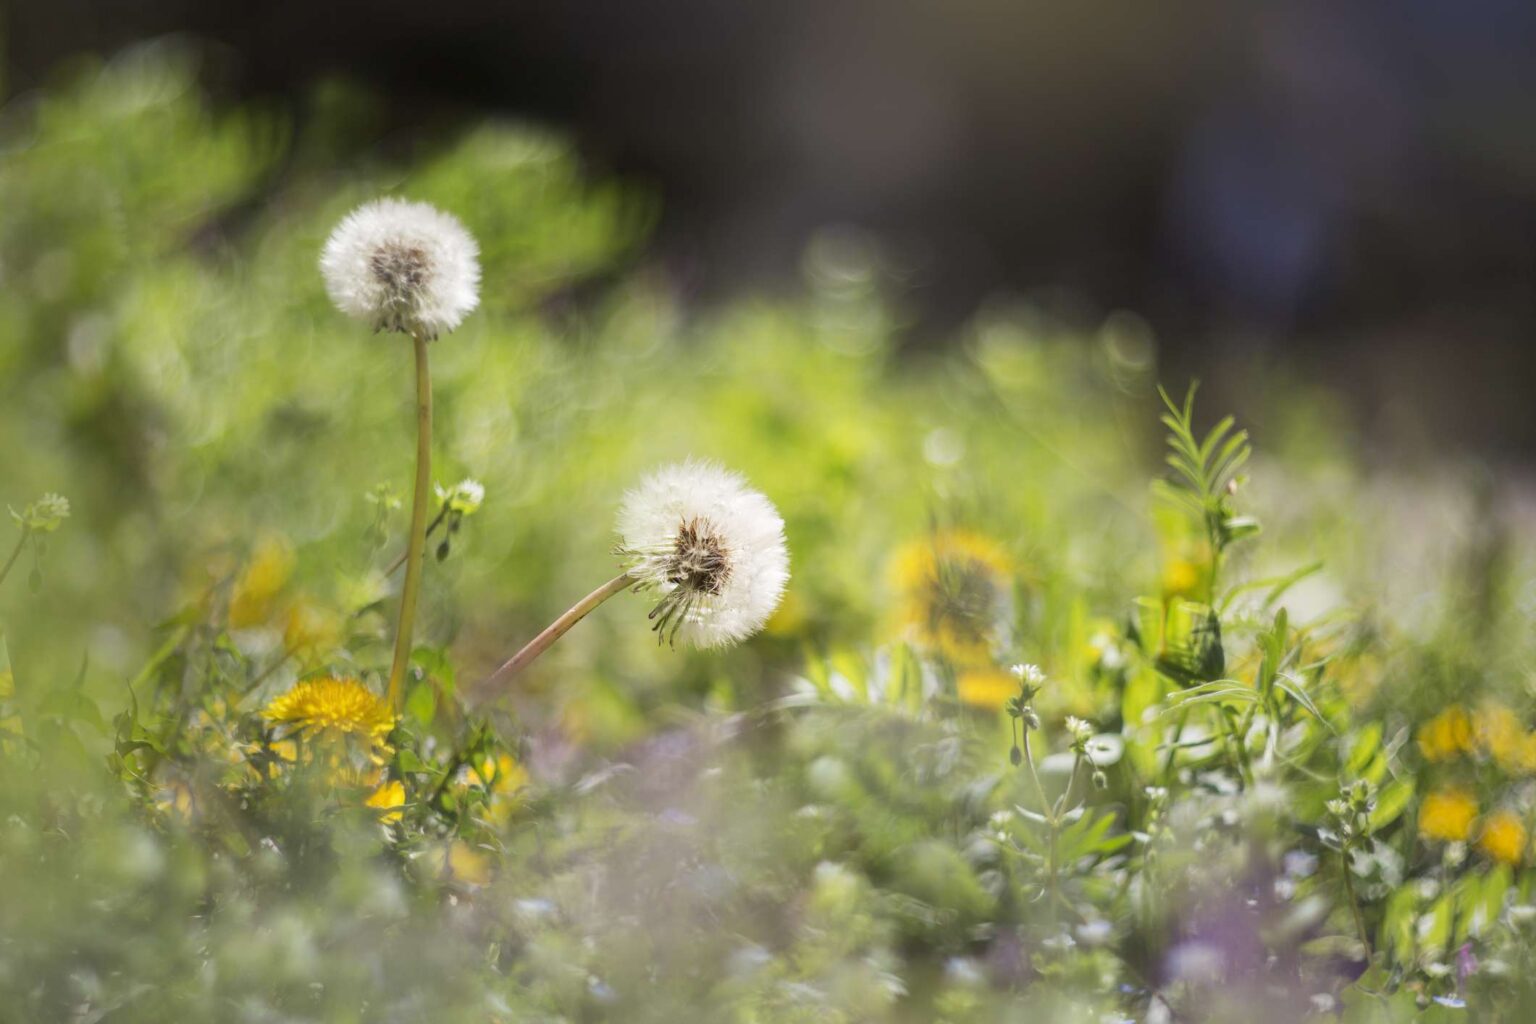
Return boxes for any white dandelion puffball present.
[617,461,790,649]
[320,198,480,340]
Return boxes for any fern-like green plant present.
[1153,383,1260,568]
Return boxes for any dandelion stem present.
[387,332,433,709]
[484,572,634,689]
[0,528,26,591]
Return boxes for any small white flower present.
[435,478,486,516]
[1010,663,1046,687]
[616,461,790,648]
[320,198,480,340]
[12,493,70,533]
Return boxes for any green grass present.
[2,42,1535,1022]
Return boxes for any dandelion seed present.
[617,461,790,649]
[320,198,480,340]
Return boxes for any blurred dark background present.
[9,0,1536,457]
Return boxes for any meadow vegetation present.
[2,45,1534,1022]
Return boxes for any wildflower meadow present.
[5,45,1536,1023]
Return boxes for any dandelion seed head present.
[320,198,480,340]
[617,461,789,649]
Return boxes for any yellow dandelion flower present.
[1419,786,1478,843]
[366,780,406,824]
[264,676,394,747]
[1417,706,1473,763]
[891,530,1013,663]
[229,537,295,628]
[1478,809,1528,865]
[956,668,1017,711]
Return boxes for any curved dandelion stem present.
[484,572,634,689]
[0,527,27,591]
[387,332,433,709]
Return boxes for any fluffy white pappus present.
[320,198,480,340]
[617,461,790,649]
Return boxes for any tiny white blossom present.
[1065,716,1094,745]
[1010,663,1046,687]
[617,461,790,649]
[435,478,486,516]
[12,493,70,532]
[320,198,480,340]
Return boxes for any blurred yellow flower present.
[264,676,394,748]
[229,537,294,628]
[283,597,342,661]
[1472,702,1536,775]
[469,752,528,794]
[1417,706,1473,763]
[0,669,12,699]
[956,668,1017,710]
[1479,809,1528,865]
[434,841,492,886]
[1161,556,1203,600]
[891,530,1013,663]
[1419,786,1478,842]
[154,780,196,821]
[366,780,406,824]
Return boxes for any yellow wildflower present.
[956,668,1017,711]
[1471,702,1536,775]
[282,597,342,661]
[1479,809,1528,865]
[365,780,406,824]
[448,841,492,885]
[1419,787,1478,843]
[1417,706,1473,763]
[891,530,1013,663]
[424,841,493,886]
[229,537,294,628]
[264,676,394,748]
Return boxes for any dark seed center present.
[669,517,731,595]
[370,244,430,299]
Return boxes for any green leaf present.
[404,681,437,727]
[1368,778,1414,832]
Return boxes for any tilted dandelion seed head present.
[616,461,790,649]
[320,198,480,340]
[263,676,395,747]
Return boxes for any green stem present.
[385,503,450,577]
[0,528,28,590]
[1342,848,1370,954]
[1021,728,1055,826]
[1161,708,1190,785]
[484,572,634,689]
[387,332,433,709]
